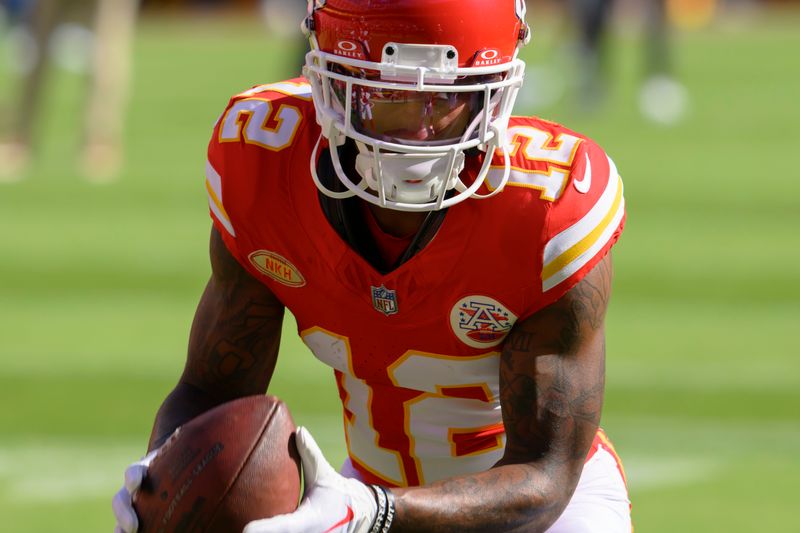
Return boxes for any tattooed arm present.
[147,226,285,450]
[390,255,613,533]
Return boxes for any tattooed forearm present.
[501,255,611,457]
[148,227,285,449]
[392,464,560,533]
[187,292,284,393]
[500,336,604,464]
[184,227,285,396]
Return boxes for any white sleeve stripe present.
[542,196,625,291]
[206,159,222,197]
[542,174,622,282]
[205,160,236,237]
[542,155,624,292]
[543,155,619,266]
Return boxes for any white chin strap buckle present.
[354,143,465,203]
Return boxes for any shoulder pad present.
[487,116,588,202]
[205,78,317,243]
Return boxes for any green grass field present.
[1,7,798,532]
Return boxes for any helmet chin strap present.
[354,141,465,204]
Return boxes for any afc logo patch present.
[371,285,398,316]
[450,296,517,348]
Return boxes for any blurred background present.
[0,0,798,531]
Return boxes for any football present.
[133,395,301,533]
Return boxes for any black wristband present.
[370,484,388,533]
[381,487,395,533]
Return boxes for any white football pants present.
[340,443,631,532]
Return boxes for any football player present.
[113,1,631,531]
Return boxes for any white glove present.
[111,447,159,533]
[244,426,379,533]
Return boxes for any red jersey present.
[205,79,626,487]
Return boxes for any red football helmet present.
[303,0,530,211]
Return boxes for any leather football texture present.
[133,395,301,532]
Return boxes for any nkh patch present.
[371,285,398,316]
[450,296,517,348]
[248,250,306,287]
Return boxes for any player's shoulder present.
[487,115,625,301]
[208,77,318,164]
[492,115,620,207]
[205,78,318,241]
[223,77,315,113]
[508,116,625,298]
[505,115,613,178]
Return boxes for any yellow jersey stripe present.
[541,155,624,291]
[542,175,623,281]
[542,193,624,291]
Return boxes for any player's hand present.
[111,448,159,533]
[244,427,379,533]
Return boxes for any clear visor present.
[330,70,502,146]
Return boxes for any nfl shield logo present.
[371,285,398,316]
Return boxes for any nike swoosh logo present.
[323,505,355,533]
[574,154,592,193]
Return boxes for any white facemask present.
[305,40,526,211]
